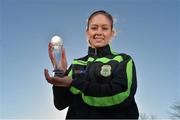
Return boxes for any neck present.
[88,44,112,57]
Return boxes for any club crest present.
[100,65,111,77]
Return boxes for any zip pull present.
[95,48,97,56]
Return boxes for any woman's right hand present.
[48,42,67,72]
[44,69,72,87]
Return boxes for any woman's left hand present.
[44,69,72,87]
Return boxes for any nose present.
[96,28,103,35]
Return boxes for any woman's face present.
[86,14,114,48]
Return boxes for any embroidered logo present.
[74,70,85,74]
[100,65,111,77]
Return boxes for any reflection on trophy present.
[50,35,64,77]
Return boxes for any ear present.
[85,30,91,46]
[112,28,116,37]
[86,30,88,37]
[86,30,90,41]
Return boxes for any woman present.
[44,10,139,119]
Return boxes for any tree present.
[139,113,156,120]
[169,100,180,119]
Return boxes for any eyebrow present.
[90,24,110,27]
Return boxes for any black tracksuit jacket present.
[52,45,139,119]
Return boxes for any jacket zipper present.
[85,48,97,79]
[94,48,97,57]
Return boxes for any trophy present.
[50,35,64,77]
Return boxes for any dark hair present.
[86,10,114,30]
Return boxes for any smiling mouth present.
[95,38,103,39]
[94,36,104,40]
[94,38,103,42]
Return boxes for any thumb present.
[61,47,67,72]
[62,47,66,59]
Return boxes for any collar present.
[88,44,112,57]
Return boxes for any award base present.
[53,69,64,77]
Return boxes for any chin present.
[94,44,105,48]
[92,42,107,48]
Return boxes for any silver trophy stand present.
[53,69,64,77]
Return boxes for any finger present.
[44,69,64,85]
[62,47,65,58]
[50,50,55,64]
[44,69,53,84]
[48,43,53,59]
[48,43,52,56]
[48,42,52,49]
[61,47,67,71]
[48,43,56,66]
[44,69,50,79]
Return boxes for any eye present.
[90,26,97,30]
[102,27,109,30]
